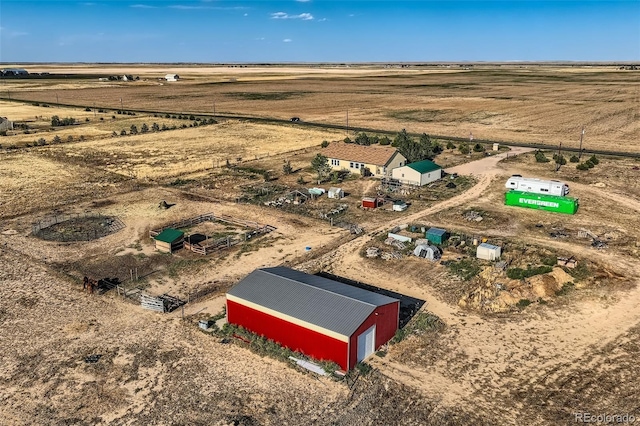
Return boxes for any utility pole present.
[578,127,585,160]
[55,93,59,104]
[120,97,123,111]
[213,100,216,116]
[555,142,563,172]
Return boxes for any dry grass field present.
[3,64,639,153]
[1,64,640,425]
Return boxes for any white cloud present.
[283,39,292,43]
[244,13,248,16]
[1,26,29,38]
[296,0,311,2]
[318,18,327,22]
[80,2,96,6]
[131,4,156,8]
[271,12,313,20]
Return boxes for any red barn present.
[226,267,399,371]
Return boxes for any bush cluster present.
[506,265,553,280]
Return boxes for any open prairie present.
[3,64,639,153]
[1,64,640,425]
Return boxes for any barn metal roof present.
[227,267,398,337]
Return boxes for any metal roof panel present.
[227,267,398,337]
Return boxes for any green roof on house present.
[406,159,442,174]
[155,228,184,243]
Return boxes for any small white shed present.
[165,74,180,82]
[328,187,344,199]
[413,244,441,261]
[476,243,501,261]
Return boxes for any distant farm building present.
[322,142,407,177]
[476,243,501,261]
[0,117,14,131]
[1,68,28,76]
[426,227,448,245]
[154,228,184,253]
[165,74,180,82]
[226,267,400,370]
[391,159,442,186]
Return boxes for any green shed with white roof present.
[391,159,442,186]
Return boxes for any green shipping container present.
[504,190,579,215]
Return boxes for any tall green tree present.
[393,130,436,163]
[311,153,331,182]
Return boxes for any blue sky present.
[1,1,638,62]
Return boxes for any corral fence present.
[149,213,216,238]
[32,212,126,236]
[150,212,277,255]
[140,293,186,313]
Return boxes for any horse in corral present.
[83,276,97,294]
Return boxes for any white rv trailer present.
[505,175,570,196]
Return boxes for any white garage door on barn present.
[357,324,376,362]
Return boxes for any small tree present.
[311,153,331,182]
[355,132,370,146]
[140,123,149,133]
[576,162,589,171]
[52,135,62,144]
[589,155,599,165]
[586,159,595,168]
[344,137,353,144]
[535,150,550,163]
[458,143,470,154]
[320,140,329,148]
[446,141,456,150]
[120,129,127,136]
[37,137,47,146]
[112,131,118,137]
[473,143,485,152]
[282,160,293,175]
[130,124,138,135]
[79,135,85,141]
[67,135,73,142]
[570,155,579,163]
[161,124,169,131]
[379,136,391,146]
[51,115,60,126]
[189,114,195,120]
[151,123,160,132]
[555,155,567,166]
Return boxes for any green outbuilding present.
[391,159,443,186]
[154,228,185,253]
[426,227,448,245]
